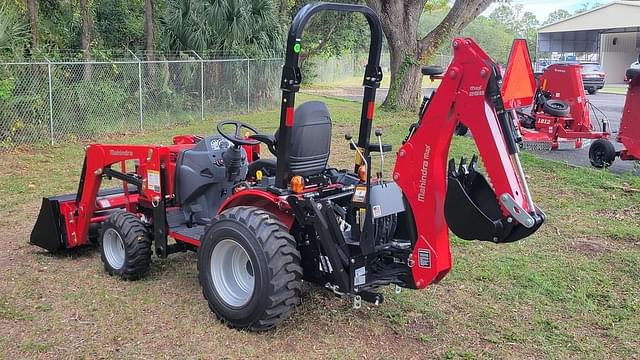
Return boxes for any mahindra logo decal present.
[109,150,133,157]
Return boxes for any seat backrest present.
[283,101,332,177]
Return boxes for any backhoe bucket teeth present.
[444,156,544,243]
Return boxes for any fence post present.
[138,62,143,129]
[128,49,143,129]
[193,51,205,121]
[246,59,250,113]
[47,60,54,145]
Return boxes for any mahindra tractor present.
[31,3,545,331]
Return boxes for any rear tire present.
[543,99,570,117]
[198,206,302,331]
[587,88,597,95]
[99,212,152,280]
[589,139,616,168]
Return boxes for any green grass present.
[0,94,639,358]
[600,86,627,95]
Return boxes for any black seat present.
[284,101,332,177]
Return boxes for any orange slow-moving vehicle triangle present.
[501,39,536,108]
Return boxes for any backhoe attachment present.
[394,38,545,288]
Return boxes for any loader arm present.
[394,38,544,288]
[31,144,167,251]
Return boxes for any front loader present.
[31,2,544,331]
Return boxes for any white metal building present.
[537,0,640,83]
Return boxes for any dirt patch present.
[567,239,609,258]
[595,206,640,222]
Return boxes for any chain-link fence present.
[311,52,452,85]
[0,57,282,147]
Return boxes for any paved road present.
[316,87,637,175]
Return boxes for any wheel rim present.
[210,239,255,307]
[103,228,125,270]
[592,145,607,166]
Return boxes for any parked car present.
[579,62,605,94]
[625,61,640,82]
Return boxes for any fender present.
[217,189,295,229]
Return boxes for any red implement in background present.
[502,39,609,150]
[618,75,640,161]
[589,73,640,167]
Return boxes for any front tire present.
[589,139,616,168]
[198,206,302,331]
[99,212,152,280]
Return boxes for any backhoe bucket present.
[444,156,544,243]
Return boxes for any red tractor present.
[502,40,610,151]
[588,73,640,167]
[31,3,544,331]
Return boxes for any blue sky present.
[484,0,607,22]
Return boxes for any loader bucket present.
[444,156,544,243]
[31,196,70,252]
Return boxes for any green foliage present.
[94,0,144,49]
[0,4,29,55]
[543,9,571,25]
[162,0,283,57]
[462,17,513,64]
[419,8,515,64]
[488,4,539,57]
[0,78,14,101]
[575,1,604,14]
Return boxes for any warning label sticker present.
[147,170,161,192]
[352,185,367,203]
[418,249,431,268]
[372,205,382,218]
[354,266,366,286]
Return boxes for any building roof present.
[538,1,640,33]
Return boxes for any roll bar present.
[275,2,384,188]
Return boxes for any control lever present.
[345,132,368,170]
[375,128,384,183]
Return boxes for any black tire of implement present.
[542,99,571,117]
[588,139,616,168]
[587,88,597,95]
[99,212,152,280]
[198,206,302,331]
[455,123,469,136]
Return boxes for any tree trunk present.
[144,0,155,61]
[80,0,92,80]
[367,0,424,111]
[26,0,38,49]
[366,0,494,111]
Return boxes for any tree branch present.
[418,0,494,58]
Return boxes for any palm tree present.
[163,0,283,57]
[0,5,29,55]
[25,0,38,49]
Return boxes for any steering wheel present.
[216,120,260,146]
